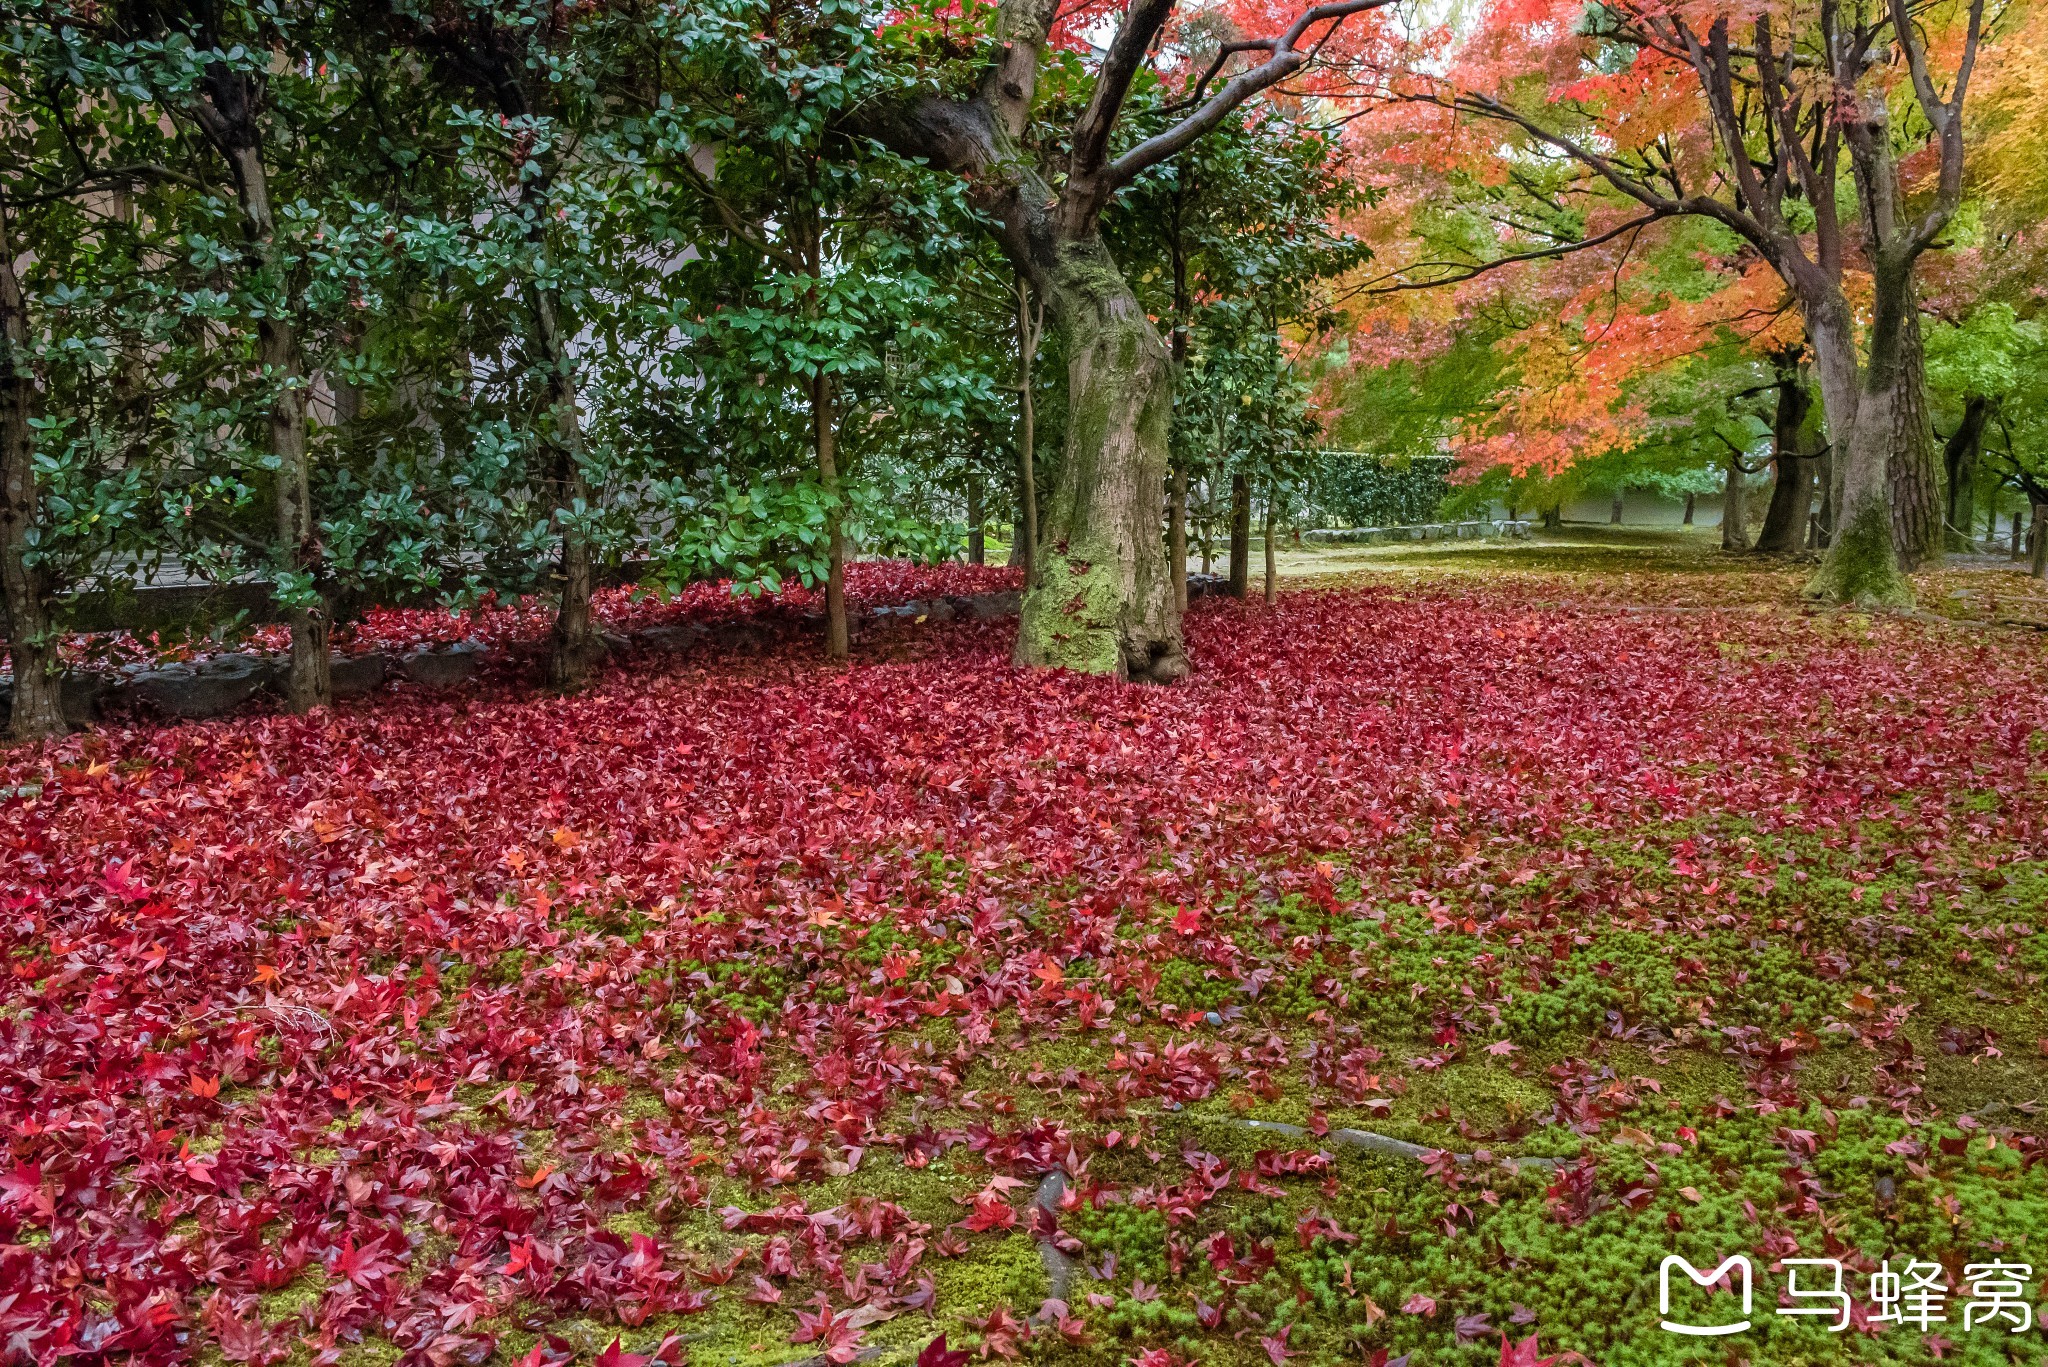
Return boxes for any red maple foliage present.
[5,575,2048,1363]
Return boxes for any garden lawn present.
[6,554,2048,1367]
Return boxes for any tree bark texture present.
[813,371,849,662]
[1943,396,1990,551]
[193,73,331,711]
[0,199,65,741]
[1721,454,1749,551]
[1226,471,1250,598]
[1754,355,1816,553]
[1262,495,1276,605]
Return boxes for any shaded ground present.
[6,538,2048,1367]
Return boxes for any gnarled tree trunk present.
[1015,240,1183,681]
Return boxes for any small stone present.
[1163,1100,1183,1112]
[1204,1011,1223,1027]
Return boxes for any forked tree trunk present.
[0,200,65,741]
[1013,240,1183,681]
[1226,472,1250,598]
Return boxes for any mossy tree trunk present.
[1804,296,1913,607]
[0,196,65,741]
[1015,240,1183,680]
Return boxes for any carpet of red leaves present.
[6,566,2048,1365]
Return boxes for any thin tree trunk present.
[1169,462,1187,612]
[527,279,599,690]
[2014,509,2028,561]
[1682,492,1695,526]
[2033,505,2048,579]
[813,370,848,661]
[1227,472,1250,598]
[1721,453,1749,551]
[0,196,64,741]
[1262,493,1276,606]
[221,141,329,711]
[1015,241,1183,680]
[1013,276,1038,586]
[1944,396,1990,551]
[967,475,984,564]
[1610,491,1624,525]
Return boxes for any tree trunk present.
[526,279,601,690]
[2014,509,2028,562]
[1943,396,1990,552]
[1682,492,1695,526]
[1262,493,1277,606]
[1542,504,1561,530]
[967,474,984,564]
[1755,357,1815,553]
[222,142,329,711]
[1226,471,1250,598]
[813,371,848,661]
[1013,276,1038,585]
[1883,296,1945,571]
[0,198,65,741]
[1169,461,1187,612]
[1609,491,1624,525]
[1721,454,1749,551]
[2033,505,2048,580]
[1015,242,1184,681]
[1805,297,1912,605]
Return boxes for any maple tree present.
[1377,0,1990,604]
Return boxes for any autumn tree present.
[857,0,1398,680]
[1395,0,1987,604]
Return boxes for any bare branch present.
[1355,210,1672,295]
[1106,0,1401,187]
[1070,0,1178,182]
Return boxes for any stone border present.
[1302,520,1532,545]
[2,589,1044,730]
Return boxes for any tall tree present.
[1399,0,1988,603]
[858,0,1397,680]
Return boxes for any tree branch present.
[1354,210,1671,294]
[1106,0,1400,188]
